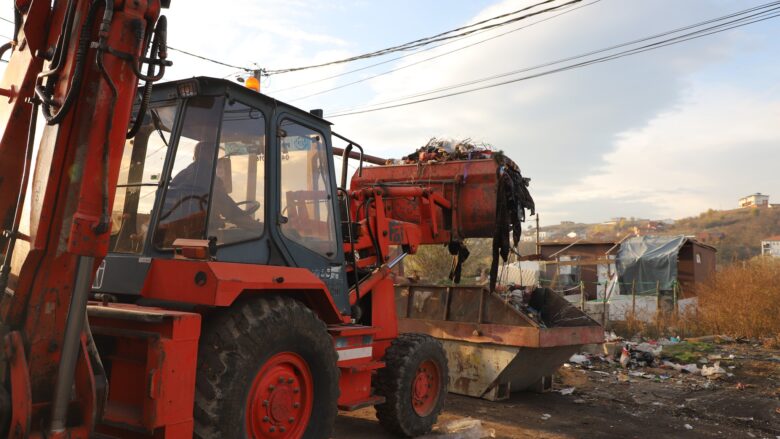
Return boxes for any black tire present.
[194,296,339,439]
[375,333,448,437]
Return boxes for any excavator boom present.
[0,1,168,436]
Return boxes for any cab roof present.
[147,76,333,126]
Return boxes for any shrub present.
[694,257,780,339]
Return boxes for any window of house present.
[278,119,337,258]
[695,253,702,264]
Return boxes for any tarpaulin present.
[616,235,687,293]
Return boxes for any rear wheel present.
[194,296,339,439]
[375,334,448,437]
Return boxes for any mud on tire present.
[194,296,339,439]
[375,333,448,437]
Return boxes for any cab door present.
[273,115,348,311]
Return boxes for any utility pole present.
[535,214,541,256]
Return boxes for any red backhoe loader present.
[0,1,532,438]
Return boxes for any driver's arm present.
[212,181,259,228]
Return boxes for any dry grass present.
[695,257,780,339]
[615,306,702,340]
[613,258,780,341]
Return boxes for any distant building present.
[762,236,780,258]
[739,193,769,208]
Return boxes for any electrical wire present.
[331,1,780,113]
[286,0,601,102]
[329,12,780,117]
[326,3,780,118]
[272,1,593,93]
[167,45,254,71]
[265,0,582,75]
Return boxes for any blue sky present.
[11,0,776,226]
[161,1,780,225]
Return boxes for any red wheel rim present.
[411,360,441,416]
[246,352,314,438]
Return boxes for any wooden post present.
[579,280,585,310]
[631,279,636,317]
[535,214,541,256]
[673,280,678,317]
[655,280,661,328]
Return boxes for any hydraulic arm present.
[0,1,168,437]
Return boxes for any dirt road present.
[335,342,780,438]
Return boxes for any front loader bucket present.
[352,159,501,239]
[395,285,604,400]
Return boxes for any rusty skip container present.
[351,159,500,240]
[395,285,604,400]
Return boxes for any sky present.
[8,0,780,226]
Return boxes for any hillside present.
[667,207,780,262]
[534,207,780,263]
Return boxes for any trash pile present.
[499,286,546,327]
[394,137,535,292]
[398,137,496,164]
[564,335,742,385]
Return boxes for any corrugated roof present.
[763,235,780,242]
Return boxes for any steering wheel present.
[236,200,261,215]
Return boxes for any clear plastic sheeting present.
[617,235,687,292]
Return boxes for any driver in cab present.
[167,140,258,231]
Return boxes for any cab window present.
[207,101,266,245]
[279,120,337,258]
[110,102,177,253]
[153,96,223,248]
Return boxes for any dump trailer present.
[396,285,604,400]
[353,160,604,401]
[0,2,535,437]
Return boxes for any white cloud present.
[317,0,780,225]
[553,83,780,221]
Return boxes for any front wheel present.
[194,296,339,439]
[375,333,449,437]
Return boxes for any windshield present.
[110,103,177,254]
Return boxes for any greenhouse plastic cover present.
[616,235,687,293]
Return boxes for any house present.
[739,193,770,208]
[617,236,716,298]
[762,236,780,258]
[539,240,619,300]
[539,236,717,301]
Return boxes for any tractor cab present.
[94,77,351,314]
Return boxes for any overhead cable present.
[286,0,601,102]
[167,45,255,71]
[265,0,582,75]
[326,4,780,118]
[330,1,780,113]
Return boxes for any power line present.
[331,1,780,113]
[0,16,12,25]
[265,0,582,75]
[271,31,489,93]
[272,1,593,93]
[286,0,601,102]
[167,45,255,72]
[326,5,780,118]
